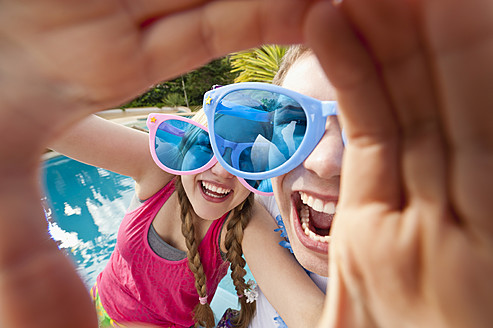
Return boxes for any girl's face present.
[181,162,251,220]
[271,53,342,276]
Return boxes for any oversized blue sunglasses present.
[203,82,344,180]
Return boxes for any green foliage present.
[162,93,185,107]
[122,83,169,108]
[230,45,287,83]
[183,57,237,105]
[121,57,238,109]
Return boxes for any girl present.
[49,109,324,328]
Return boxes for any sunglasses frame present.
[146,113,273,196]
[203,82,339,180]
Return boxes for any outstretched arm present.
[242,202,325,328]
[49,115,171,200]
[303,0,493,327]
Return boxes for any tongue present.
[309,207,333,230]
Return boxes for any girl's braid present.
[175,177,215,328]
[224,193,256,328]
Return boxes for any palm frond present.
[230,45,287,83]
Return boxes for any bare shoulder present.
[251,199,271,218]
[135,163,174,200]
[244,199,279,238]
[219,198,276,253]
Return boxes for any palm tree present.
[162,93,185,107]
[230,44,287,83]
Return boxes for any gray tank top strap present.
[148,224,187,261]
[130,192,230,262]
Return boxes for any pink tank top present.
[97,180,230,327]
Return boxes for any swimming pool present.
[41,154,251,320]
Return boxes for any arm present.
[242,202,325,328]
[49,115,172,199]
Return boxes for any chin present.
[272,176,335,277]
[290,235,329,277]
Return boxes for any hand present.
[305,0,493,327]
[0,0,315,154]
[0,1,316,327]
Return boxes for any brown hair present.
[272,45,312,86]
[175,176,256,328]
[224,193,256,327]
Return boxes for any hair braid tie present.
[199,295,208,305]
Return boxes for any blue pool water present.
[41,154,250,318]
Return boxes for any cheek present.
[270,175,290,203]
[272,176,291,216]
[271,177,282,201]
[235,185,251,204]
[181,176,196,195]
[240,187,251,199]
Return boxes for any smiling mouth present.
[296,191,336,244]
[201,181,232,199]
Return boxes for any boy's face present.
[271,53,343,276]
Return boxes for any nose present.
[303,117,343,179]
[210,161,235,179]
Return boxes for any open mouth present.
[200,181,232,199]
[293,191,336,248]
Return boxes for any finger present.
[305,9,405,323]
[2,0,209,28]
[121,0,209,25]
[0,177,97,328]
[426,0,493,149]
[339,0,450,209]
[318,257,377,328]
[306,6,426,325]
[305,1,402,210]
[424,0,493,233]
[25,0,312,109]
[1,0,315,150]
[142,0,311,82]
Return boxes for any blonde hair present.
[272,45,312,86]
[175,175,256,327]
[190,108,208,127]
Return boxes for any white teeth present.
[323,202,336,215]
[202,181,231,197]
[300,204,331,243]
[300,207,310,223]
[312,198,324,212]
[298,190,335,243]
[299,191,336,214]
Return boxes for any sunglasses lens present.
[212,89,307,174]
[154,119,213,173]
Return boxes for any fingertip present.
[303,1,373,91]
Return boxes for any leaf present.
[229,45,287,83]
